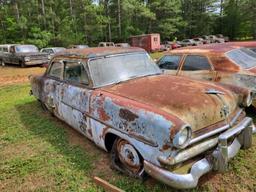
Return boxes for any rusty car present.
[158,43,256,108]
[0,44,49,67]
[227,41,256,52]
[30,47,254,189]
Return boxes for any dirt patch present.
[1,142,37,160]
[0,66,45,86]
[0,173,54,192]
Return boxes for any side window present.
[64,61,89,85]
[3,47,8,52]
[158,55,181,70]
[48,62,63,79]
[182,55,211,71]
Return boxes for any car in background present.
[209,35,225,43]
[69,45,89,49]
[202,35,211,43]
[98,42,115,47]
[0,44,49,67]
[115,43,130,48]
[30,46,253,189]
[193,37,210,44]
[157,43,256,108]
[163,41,181,49]
[216,34,229,42]
[40,47,66,59]
[179,39,201,47]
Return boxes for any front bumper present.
[144,117,253,189]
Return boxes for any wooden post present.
[93,176,125,192]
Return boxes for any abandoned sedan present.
[158,44,256,108]
[30,47,253,189]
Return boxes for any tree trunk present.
[14,1,20,21]
[41,0,46,28]
[117,0,121,39]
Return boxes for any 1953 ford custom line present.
[30,47,254,189]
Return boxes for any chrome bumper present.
[144,117,253,189]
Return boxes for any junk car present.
[158,44,256,108]
[179,39,201,47]
[30,47,254,189]
[227,41,256,52]
[0,44,49,67]
[40,47,66,60]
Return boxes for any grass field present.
[0,66,256,192]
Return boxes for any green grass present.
[150,52,164,60]
[0,84,256,192]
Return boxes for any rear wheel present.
[110,138,145,178]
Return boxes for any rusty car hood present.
[100,75,238,131]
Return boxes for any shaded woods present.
[0,0,255,47]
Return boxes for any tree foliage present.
[0,0,255,47]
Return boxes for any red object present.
[130,34,161,52]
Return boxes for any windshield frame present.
[225,48,256,69]
[88,52,161,88]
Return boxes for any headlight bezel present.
[173,125,192,149]
[24,57,30,62]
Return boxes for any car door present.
[44,60,64,116]
[157,55,183,75]
[2,46,12,64]
[58,59,93,139]
[178,55,216,81]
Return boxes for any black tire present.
[20,61,26,68]
[0,60,5,67]
[110,138,146,179]
[39,100,54,116]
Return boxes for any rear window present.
[226,48,256,69]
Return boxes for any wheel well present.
[104,133,118,152]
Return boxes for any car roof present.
[0,44,18,47]
[226,41,256,48]
[169,43,239,55]
[54,47,145,59]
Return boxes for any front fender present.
[89,91,185,153]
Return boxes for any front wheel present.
[0,60,5,67]
[20,61,26,68]
[110,138,145,178]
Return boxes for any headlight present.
[47,55,52,60]
[24,57,30,62]
[243,92,253,107]
[173,125,192,149]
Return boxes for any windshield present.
[15,45,39,53]
[226,48,256,69]
[54,47,66,52]
[89,52,161,87]
[76,45,88,49]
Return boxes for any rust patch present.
[160,143,171,152]
[119,108,138,121]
